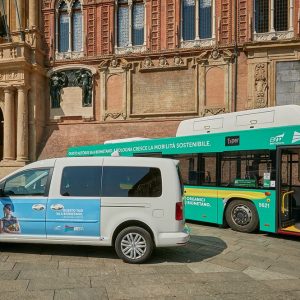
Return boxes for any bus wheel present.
[115,226,154,264]
[225,200,259,233]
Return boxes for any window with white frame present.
[56,0,83,57]
[254,0,294,40]
[116,0,145,51]
[182,0,214,43]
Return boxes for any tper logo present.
[292,131,300,144]
[270,133,285,145]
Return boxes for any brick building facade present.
[0,0,300,176]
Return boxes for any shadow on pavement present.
[147,235,227,264]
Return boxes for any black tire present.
[114,226,154,264]
[225,200,259,233]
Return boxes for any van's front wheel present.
[115,226,154,264]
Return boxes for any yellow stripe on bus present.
[184,188,267,200]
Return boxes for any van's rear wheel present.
[115,226,154,264]
[225,200,259,233]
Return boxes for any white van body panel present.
[0,157,189,248]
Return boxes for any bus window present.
[221,151,276,189]
[199,154,217,186]
[167,154,199,186]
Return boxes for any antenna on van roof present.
[111,150,120,157]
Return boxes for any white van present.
[0,157,189,263]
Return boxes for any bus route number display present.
[225,136,240,146]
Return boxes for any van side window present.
[60,167,102,197]
[4,169,50,196]
[102,167,162,197]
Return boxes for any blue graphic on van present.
[0,198,47,236]
[46,198,101,237]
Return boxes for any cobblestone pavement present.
[0,223,300,299]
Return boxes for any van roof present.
[22,156,178,170]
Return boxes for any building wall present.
[0,0,300,177]
[37,0,300,160]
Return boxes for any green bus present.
[68,105,300,236]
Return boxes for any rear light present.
[176,202,183,221]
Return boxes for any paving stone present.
[0,290,55,300]
[14,261,59,270]
[267,263,300,278]
[6,254,52,262]
[153,265,193,274]
[54,287,108,300]
[18,269,68,279]
[0,270,19,280]
[243,266,297,280]
[58,260,106,269]
[115,264,157,275]
[205,257,248,271]
[187,261,236,273]
[91,275,133,288]
[0,280,29,292]
[262,279,300,291]
[28,276,90,291]
[69,266,116,277]
[106,283,172,299]
[0,262,15,270]
[234,256,273,270]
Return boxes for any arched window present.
[116,0,145,51]
[72,0,83,52]
[56,0,83,58]
[59,1,69,53]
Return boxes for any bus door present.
[174,154,218,223]
[278,147,300,234]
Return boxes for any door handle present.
[50,204,64,211]
[32,204,46,211]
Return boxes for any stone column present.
[289,0,294,31]
[270,0,275,32]
[16,87,29,162]
[29,0,37,28]
[3,88,16,161]
[212,0,216,39]
[128,0,133,47]
[16,0,24,30]
[195,0,200,40]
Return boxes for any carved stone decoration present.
[110,57,118,68]
[143,57,153,68]
[159,56,168,67]
[201,107,227,117]
[75,69,93,107]
[254,63,268,108]
[104,112,126,121]
[174,55,183,66]
[50,72,68,108]
[210,47,220,60]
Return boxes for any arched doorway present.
[0,109,3,160]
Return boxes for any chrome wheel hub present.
[121,233,147,260]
